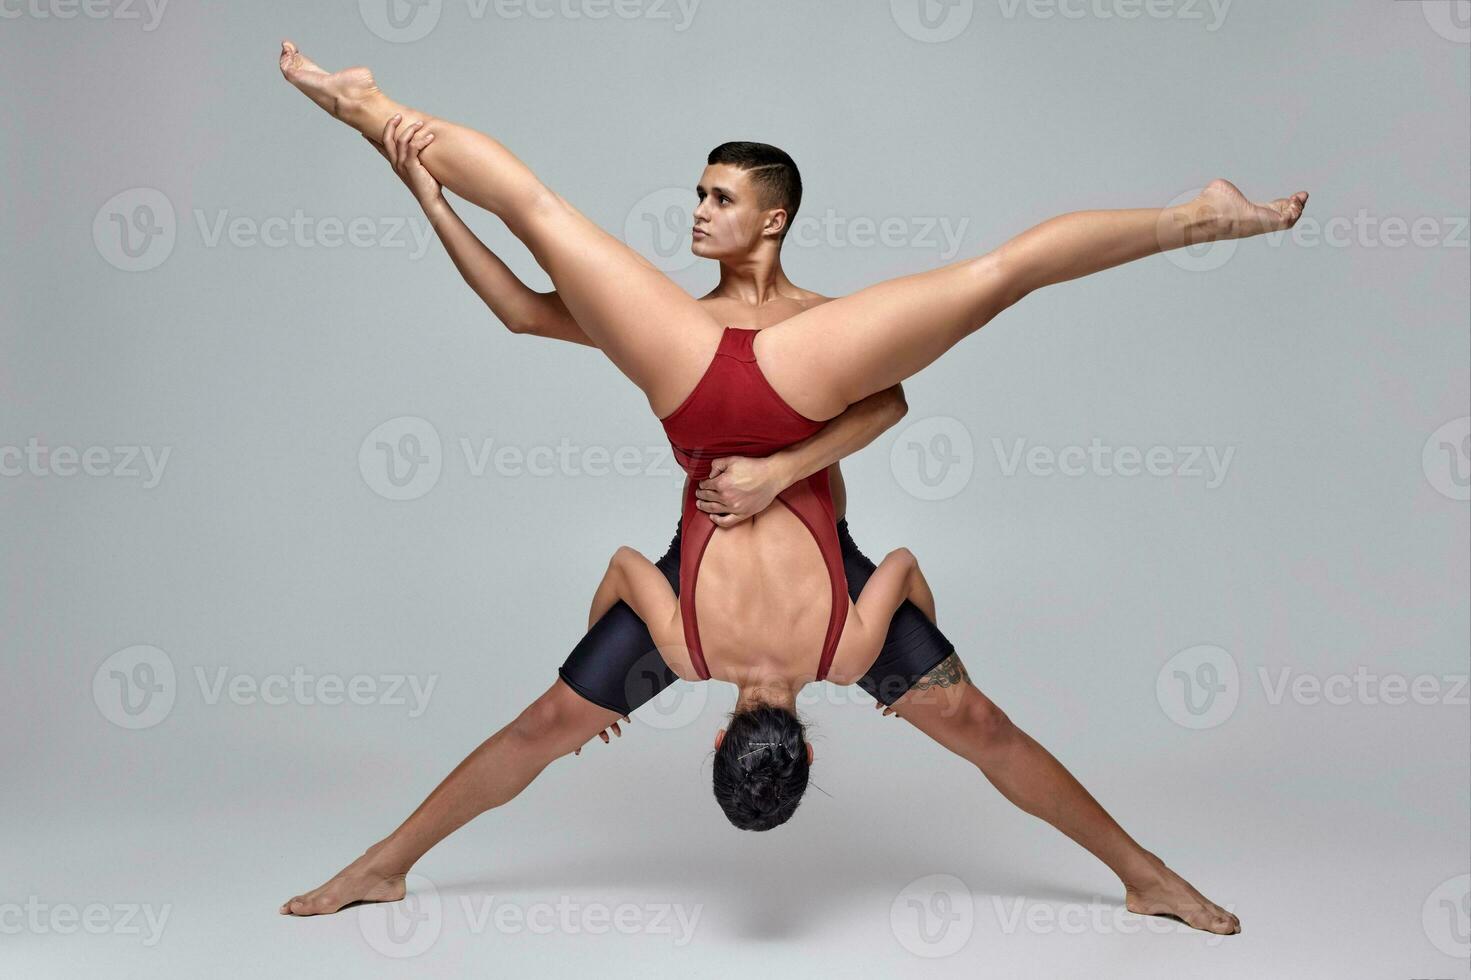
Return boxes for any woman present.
[277,40,1305,930]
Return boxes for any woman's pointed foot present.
[1195,177,1309,240]
[278,40,383,127]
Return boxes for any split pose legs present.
[277,42,1307,425]
[277,42,1307,935]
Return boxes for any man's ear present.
[714,728,726,750]
[764,208,788,239]
[806,742,814,765]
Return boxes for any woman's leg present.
[279,679,622,916]
[758,180,1309,420]
[890,655,1241,936]
[278,42,720,416]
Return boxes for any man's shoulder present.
[788,285,835,307]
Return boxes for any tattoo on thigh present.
[910,653,970,691]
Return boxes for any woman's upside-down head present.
[711,702,813,831]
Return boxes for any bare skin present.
[274,44,1306,421]
[273,42,1295,934]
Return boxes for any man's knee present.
[961,695,1016,751]
[507,684,583,749]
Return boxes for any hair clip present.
[737,741,780,761]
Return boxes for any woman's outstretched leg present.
[277,41,720,416]
[891,655,1241,936]
[279,680,622,916]
[758,180,1309,420]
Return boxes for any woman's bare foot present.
[1123,851,1241,935]
[1195,177,1309,240]
[279,842,408,917]
[278,40,383,130]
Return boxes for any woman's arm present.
[695,384,908,527]
[587,546,681,635]
[827,547,935,685]
[369,124,592,344]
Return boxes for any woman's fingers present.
[381,114,402,166]
[395,120,424,165]
[405,130,436,172]
[578,714,634,754]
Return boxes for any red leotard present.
[659,327,849,682]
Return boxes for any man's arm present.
[695,384,907,527]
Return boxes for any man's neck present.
[711,250,797,307]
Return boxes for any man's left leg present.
[836,519,1240,936]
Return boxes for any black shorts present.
[557,518,956,713]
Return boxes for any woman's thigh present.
[754,251,1019,421]
[520,195,724,416]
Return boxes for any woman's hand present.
[573,714,631,755]
[695,455,793,528]
[365,113,441,206]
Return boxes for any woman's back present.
[694,500,834,683]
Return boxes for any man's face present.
[691,163,787,260]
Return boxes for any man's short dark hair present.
[707,141,803,237]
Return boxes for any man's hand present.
[694,455,792,528]
[573,714,631,755]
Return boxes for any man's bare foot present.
[1194,177,1309,241]
[1123,851,1241,936]
[279,843,407,917]
[278,40,382,129]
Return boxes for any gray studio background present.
[3,1,1468,976]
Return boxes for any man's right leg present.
[278,42,721,417]
[279,526,683,917]
[277,679,622,916]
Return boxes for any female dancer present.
[278,40,1305,932]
